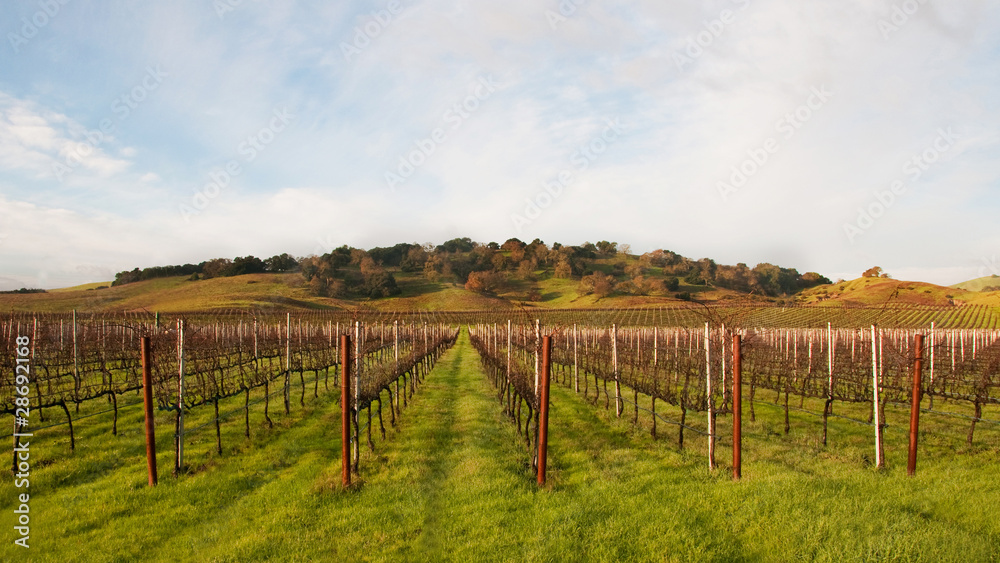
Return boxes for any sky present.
[0,0,998,290]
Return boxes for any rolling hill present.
[952,275,1000,292]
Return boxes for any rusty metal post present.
[537,336,552,486]
[140,336,157,487]
[341,334,351,489]
[733,334,742,481]
[908,334,924,476]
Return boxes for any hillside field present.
[4,269,1000,325]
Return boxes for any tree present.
[595,241,618,256]
[501,238,525,252]
[225,256,267,276]
[401,246,428,272]
[491,253,508,272]
[437,237,474,253]
[265,253,299,272]
[665,276,680,292]
[862,266,884,278]
[554,260,573,279]
[624,262,645,277]
[465,271,505,294]
[579,272,614,298]
[202,258,232,279]
[423,257,442,282]
[362,271,401,298]
[618,243,632,256]
[360,256,381,278]
[517,260,535,280]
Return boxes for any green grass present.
[4,331,1000,561]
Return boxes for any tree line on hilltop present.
[111,238,832,301]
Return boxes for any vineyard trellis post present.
[140,335,157,487]
[506,320,512,413]
[823,322,834,446]
[176,319,185,476]
[284,313,291,415]
[73,309,79,408]
[733,333,742,481]
[534,319,540,394]
[706,322,715,470]
[394,321,400,413]
[353,321,361,472]
[341,334,351,489]
[908,334,924,476]
[929,322,935,409]
[871,325,884,469]
[573,324,579,393]
[613,324,621,418]
[537,335,552,487]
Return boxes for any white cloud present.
[0,0,998,288]
[0,92,132,181]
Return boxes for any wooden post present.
[394,321,400,413]
[354,322,361,471]
[534,319,541,394]
[733,334,742,481]
[573,324,579,393]
[929,322,935,409]
[341,334,351,489]
[176,319,185,476]
[706,322,715,470]
[613,324,621,417]
[140,336,157,486]
[284,313,291,415]
[908,334,924,476]
[538,336,552,486]
[871,325,884,469]
[72,309,79,404]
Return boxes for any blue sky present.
[0,0,998,290]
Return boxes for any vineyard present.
[1,311,459,478]
[3,306,1000,559]
[470,319,1000,477]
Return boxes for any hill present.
[797,276,1000,308]
[952,275,1000,292]
[0,270,739,314]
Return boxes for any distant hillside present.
[0,270,743,314]
[797,276,1000,308]
[1,238,838,313]
[952,275,1000,292]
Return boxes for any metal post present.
[872,325,884,469]
[177,319,185,475]
[573,323,579,393]
[341,334,351,489]
[140,336,157,487]
[613,324,621,417]
[538,336,552,486]
[284,313,291,414]
[705,322,715,470]
[733,334,742,481]
[908,334,924,476]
